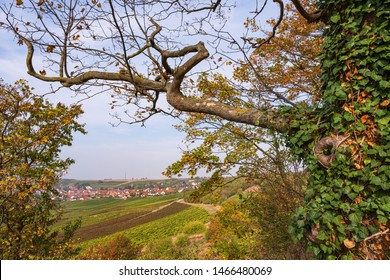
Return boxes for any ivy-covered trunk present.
[288,0,390,259]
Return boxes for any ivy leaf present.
[348,212,362,226]
[330,13,340,23]
[377,116,390,125]
[380,204,390,212]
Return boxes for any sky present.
[0,38,186,180]
[0,0,277,180]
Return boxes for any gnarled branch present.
[166,42,289,132]
[313,136,348,168]
[291,0,327,23]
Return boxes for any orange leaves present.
[46,45,55,53]
[0,79,85,259]
[16,0,23,5]
[360,114,371,124]
[343,238,356,249]
[354,163,364,170]
[380,100,389,107]
[357,91,370,104]
[342,103,354,113]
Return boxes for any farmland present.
[73,201,191,242]
[79,205,210,249]
[58,194,183,228]
[56,192,211,258]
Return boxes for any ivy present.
[286,0,390,259]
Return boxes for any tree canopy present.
[0,79,85,259]
[1,0,389,259]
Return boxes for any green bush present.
[78,234,140,260]
[175,234,190,247]
[181,221,207,235]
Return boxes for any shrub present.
[78,235,140,260]
[181,221,207,235]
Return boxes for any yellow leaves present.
[358,90,369,104]
[354,163,363,170]
[343,61,360,82]
[367,140,376,147]
[46,45,55,53]
[343,238,356,249]
[342,103,354,113]
[380,100,389,107]
[72,35,80,40]
[16,0,23,5]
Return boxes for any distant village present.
[56,180,200,201]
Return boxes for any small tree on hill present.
[0,79,85,259]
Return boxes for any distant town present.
[56,178,201,201]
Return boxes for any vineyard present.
[74,202,191,242]
[79,205,210,250]
[58,194,182,228]
[55,194,211,258]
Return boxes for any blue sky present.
[0,1,277,180]
[0,32,186,180]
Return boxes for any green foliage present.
[206,176,308,260]
[287,0,390,259]
[181,221,207,235]
[206,200,258,259]
[141,233,204,260]
[78,234,140,260]
[0,79,85,259]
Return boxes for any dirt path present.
[177,199,220,214]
